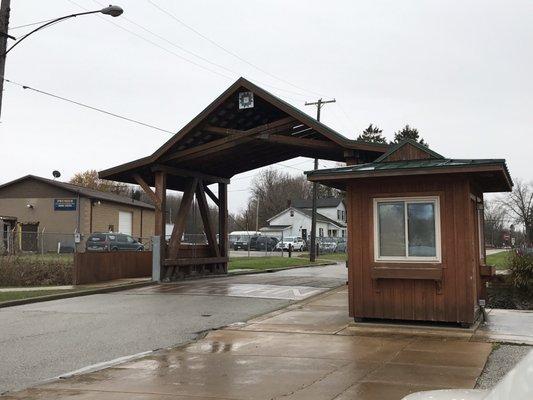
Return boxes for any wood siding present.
[347,175,480,324]
[73,251,152,284]
[381,142,434,162]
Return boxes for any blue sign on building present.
[54,199,77,211]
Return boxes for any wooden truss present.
[134,170,229,279]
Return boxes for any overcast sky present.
[3,0,531,213]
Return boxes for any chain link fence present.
[1,229,346,257]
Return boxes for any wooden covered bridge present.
[100,78,388,280]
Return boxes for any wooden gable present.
[375,139,444,163]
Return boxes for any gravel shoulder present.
[476,344,532,389]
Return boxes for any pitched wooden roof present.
[99,78,389,190]
[374,139,444,162]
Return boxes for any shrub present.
[0,255,73,286]
[509,250,533,290]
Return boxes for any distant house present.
[260,198,347,240]
[0,175,155,253]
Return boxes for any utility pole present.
[305,98,335,262]
[0,0,12,119]
[255,198,259,232]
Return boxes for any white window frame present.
[373,196,441,263]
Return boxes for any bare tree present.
[484,200,507,247]
[502,180,533,245]
[246,169,312,228]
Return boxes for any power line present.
[67,0,234,81]
[3,77,175,134]
[9,17,57,31]
[146,0,328,99]
[97,0,307,98]
[80,0,308,100]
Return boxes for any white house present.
[260,198,347,240]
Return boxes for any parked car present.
[275,237,305,251]
[86,233,144,252]
[233,234,261,251]
[250,236,279,251]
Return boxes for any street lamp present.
[4,5,124,55]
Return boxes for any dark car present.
[86,233,144,252]
[250,236,279,251]
[233,234,259,251]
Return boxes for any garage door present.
[118,211,133,235]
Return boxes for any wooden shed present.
[307,139,513,325]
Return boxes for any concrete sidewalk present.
[3,286,497,400]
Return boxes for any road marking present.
[54,351,153,379]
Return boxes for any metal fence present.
[1,229,346,257]
[0,230,156,255]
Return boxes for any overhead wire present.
[87,0,311,100]
[66,0,235,81]
[3,77,175,134]
[146,0,330,99]
[9,18,59,31]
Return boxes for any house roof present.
[306,158,513,192]
[267,206,345,228]
[291,198,344,208]
[297,208,346,227]
[0,175,155,210]
[260,225,292,231]
[99,77,389,191]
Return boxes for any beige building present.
[0,175,155,253]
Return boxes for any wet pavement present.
[2,286,497,400]
[473,308,533,345]
[0,264,346,394]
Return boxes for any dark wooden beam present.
[202,125,241,136]
[257,134,341,151]
[161,117,297,163]
[162,256,228,266]
[151,164,230,184]
[196,182,221,257]
[204,185,220,207]
[154,171,167,261]
[132,173,161,210]
[218,183,228,261]
[168,178,198,259]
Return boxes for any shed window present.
[374,196,441,262]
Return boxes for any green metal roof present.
[307,158,508,176]
[305,157,513,192]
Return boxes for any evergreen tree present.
[393,124,428,146]
[357,124,387,144]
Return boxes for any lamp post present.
[0,3,123,116]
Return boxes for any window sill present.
[371,266,443,280]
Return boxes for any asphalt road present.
[0,263,346,394]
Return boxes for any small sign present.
[54,199,77,211]
[238,91,254,109]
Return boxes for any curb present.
[0,280,155,309]
[227,261,333,276]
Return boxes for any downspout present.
[140,208,143,240]
[75,192,81,253]
[89,199,93,233]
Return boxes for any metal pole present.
[305,97,335,262]
[255,198,259,232]
[0,0,11,119]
